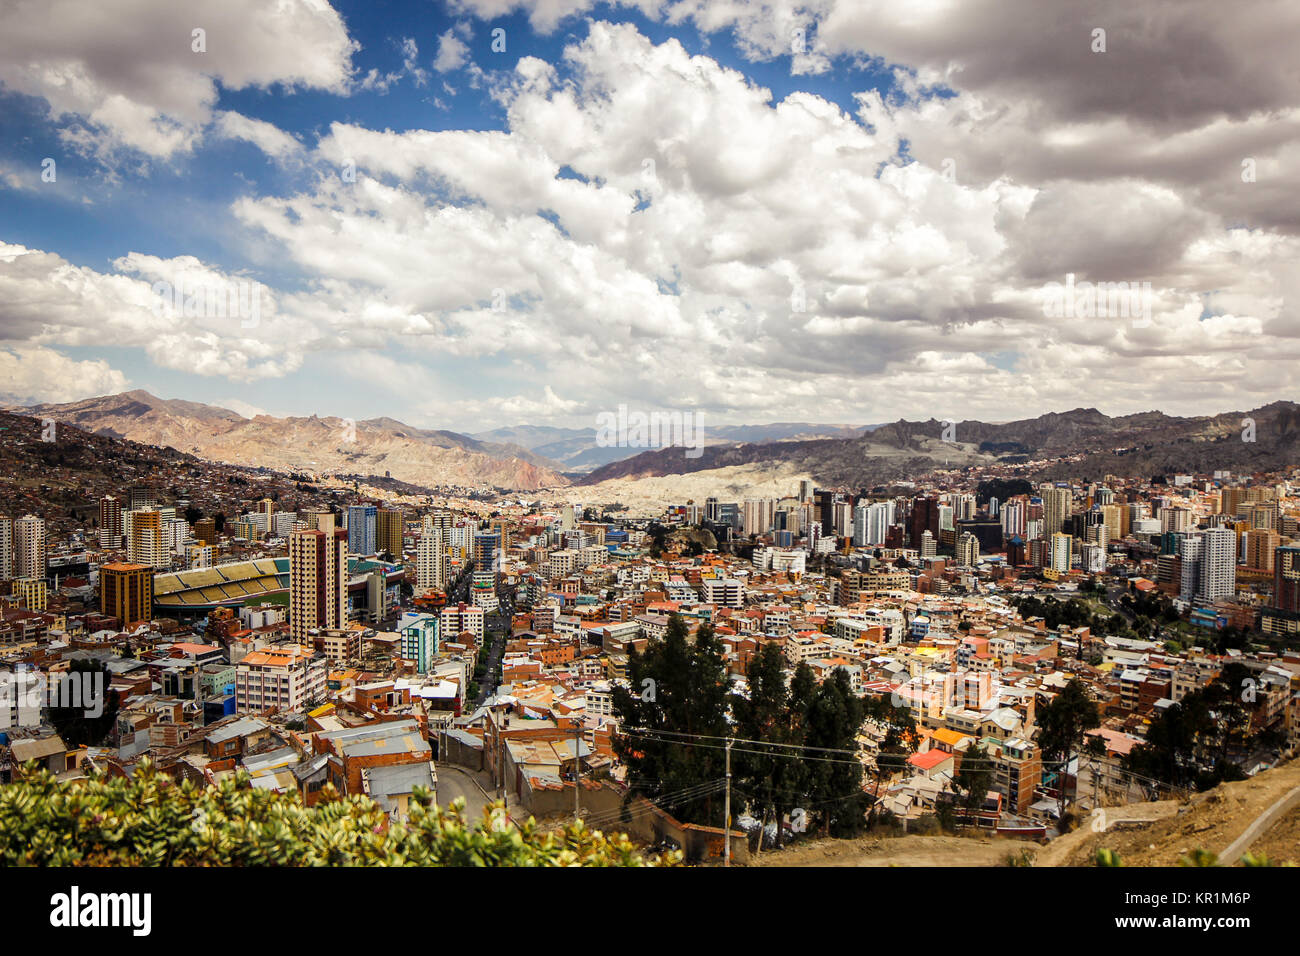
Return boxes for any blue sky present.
[0,0,1296,433]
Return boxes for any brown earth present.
[1047,758,1300,867]
[1247,807,1300,865]
[746,758,1300,867]
[748,833,1021,867]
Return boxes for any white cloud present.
[0,242,324,383]
[214,112,303,161]
[433,30,471,73]
[0,0,356,162]
[4,9,1299,428]
[215,21,1300,425]
[0,346,129,404]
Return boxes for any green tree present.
[864,694,917,826]
[1036,678,1101,821]
[951,744,995,822]
[48,660,118,747]
[1126,662,1266,792]
[612,614,730,826]
[803,668,868,836]
[730,643,800,844]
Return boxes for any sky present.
[0,0,1298,434]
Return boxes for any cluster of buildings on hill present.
[3,465,1300,850]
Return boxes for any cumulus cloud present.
[217,21,1300,424]
[0,243,322,382]
[214,111,303,161]
[433,30,471,73]
[0,346,129,405]
[3,5,1299,428]
[0,0,355,162]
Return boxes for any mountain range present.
[575,403,1300,489]
[13,392,1300,496]
[17,391,567,491]
[470,421,878,473]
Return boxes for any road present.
[472,585,515,708]
[434,765,494,819]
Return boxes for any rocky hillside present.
[578,403,1300,489]
[19,391,570,492]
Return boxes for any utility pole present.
[574,718,583,820]
[724,737,732,868]
[496,706,505,801]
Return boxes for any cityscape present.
[0,0,1295,929]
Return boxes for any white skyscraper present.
[1001,500,1027,537]
[417,524,447,592]
[15,514,46,580]
[851,501,891,547]
[1042,486,1072,537]
[1180,528,1236,604]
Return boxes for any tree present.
[864,694,917,826]
[48,660,118,747]
[1126,662,1269,792]
[1036,679,1100,821]
[951,744,995,822]
[803,668,868,836]
[730,644,798,844]
[612,614,730,826]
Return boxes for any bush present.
[0,762,678,867]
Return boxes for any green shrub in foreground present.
[0,761,678,867]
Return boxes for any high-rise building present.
[234,644,326,714]
[399,612,440,674]
[15,577,47,610]
[474,531,501,572]
[376,508,404,560]
[1245,529,1281,572]
[440,602,485,645]
[128,485,159,511]
[1041,487,1072,537]
[1273,545,1300,613]
[1049,532,1072,573]
[1179,528,1236,604]
[1001,500,1027,537]
[193,517,218,546]
[124,508,166,569]
[743,498,775,536]
[99,495,123,548]
[0,516,11,581]
[919,530,937,558]
[14,514,46,580]
[1159,506,1192,534]
[101,562,154,625]
[910,497,940,548]
[305,510,336,534]
[347,504,377,556]
[290,528,348,644]
[417,525,446,593]
[956,532,980,567]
